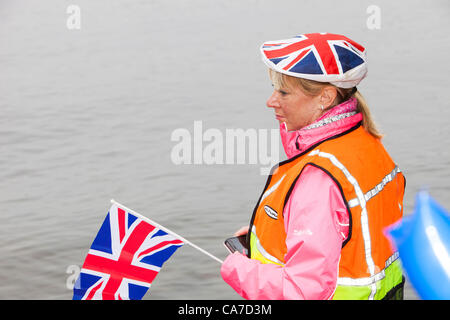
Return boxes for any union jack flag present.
[73,204,184,300]
[261,33,366,80]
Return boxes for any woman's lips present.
[275,114,284,120]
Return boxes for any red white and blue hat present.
[260,33,367,88]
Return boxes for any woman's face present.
[266,82,323,131]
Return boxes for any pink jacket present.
[221,98,363,300]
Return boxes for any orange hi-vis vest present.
[247,123,406,300]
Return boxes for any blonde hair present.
[268,69,383,139]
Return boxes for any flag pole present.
[110,199,223,264]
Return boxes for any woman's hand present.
[234,225,249,237]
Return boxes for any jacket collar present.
[280,97,363,159]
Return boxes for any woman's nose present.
[266,91,279,109]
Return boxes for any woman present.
[220,33,406,300]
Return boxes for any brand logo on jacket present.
[293,229,313,236]
[264,205,278,220]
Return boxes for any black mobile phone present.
[224,235,248,255]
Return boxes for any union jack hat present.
[260,33,367,88]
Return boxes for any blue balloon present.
[386,190,450,300]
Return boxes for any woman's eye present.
[279,90,288,96]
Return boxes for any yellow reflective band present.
[250,226,284,266]
[333,255,403,300]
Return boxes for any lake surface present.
[1,0,449,299]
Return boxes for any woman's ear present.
[320,86,338,108]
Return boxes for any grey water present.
[1,0,449,300]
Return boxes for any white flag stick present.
[110,199,223,264]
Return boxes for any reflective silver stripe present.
[251,226,284,265]
[304,111,358,130]
[337,252,399,287]
[260,174,286,203]
[308,149,377,299]
[348,166,401,208]
[338,270,385,287]
[385,251,399,268]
